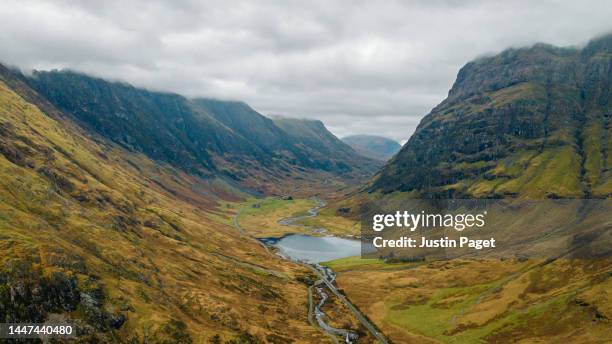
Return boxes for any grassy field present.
[235,197,317,237]
[324,257,612,343]
[236,196,363,238]
[297,206,361,237]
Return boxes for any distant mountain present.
[342,135,401,161]
[271,116,380,176]
[15,69,379,193]
[370,34,612,198]
[194,100,380,174]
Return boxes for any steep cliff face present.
[371,34,612,198]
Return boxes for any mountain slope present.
[342,135,401,161]
[0,65,329,343]
[25,70,261,175]
[194,99,381,174]
[17,70,377,194]
[370,34,612,198]
[328,35,612,344]
[193,98,290,152]
[272,116,380,176]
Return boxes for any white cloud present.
[1,0,611,141]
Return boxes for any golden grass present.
[236,197,316,237]
[327,257,612,343]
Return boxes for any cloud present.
[1,0,611,141]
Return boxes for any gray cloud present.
[1,0,611,142]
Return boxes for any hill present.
[342,135,401,161]
[0,63,331,343]
[370,34,612,198]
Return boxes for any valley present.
[0,32,611,344]
[0,66,351,343]
[323,257,612,343]
[235,196,386,344]
[241,197,612,343]
[227,34,612,343]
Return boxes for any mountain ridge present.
[3,67,380,194]
[271,116,377,175]
[194,99,380,175]
[369,34,612,198]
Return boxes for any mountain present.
[17,69,378,194]
[342,135,401,161]
[194,100,380,175]
[337,34,612,261]
[327,36,612,344]
[271,116,380,177]
[370,34,612,198]
[23,70,260,174]
[193,98,291,153]
[0,64,331,342]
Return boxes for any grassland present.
[232,188,612,343]
[324,257,612,343]
[235,197,316,237]
[297,206,361,237]
[235,196,363,238]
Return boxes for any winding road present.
[310,264,388,344]
[232,197,389,344]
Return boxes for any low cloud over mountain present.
[1,1,611,141]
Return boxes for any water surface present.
[261,234,363,263]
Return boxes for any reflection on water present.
[261,234,369,263]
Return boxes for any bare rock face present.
[372,34,612,198]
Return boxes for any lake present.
[260,234,365,263]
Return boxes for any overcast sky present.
[1,1,611,142]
